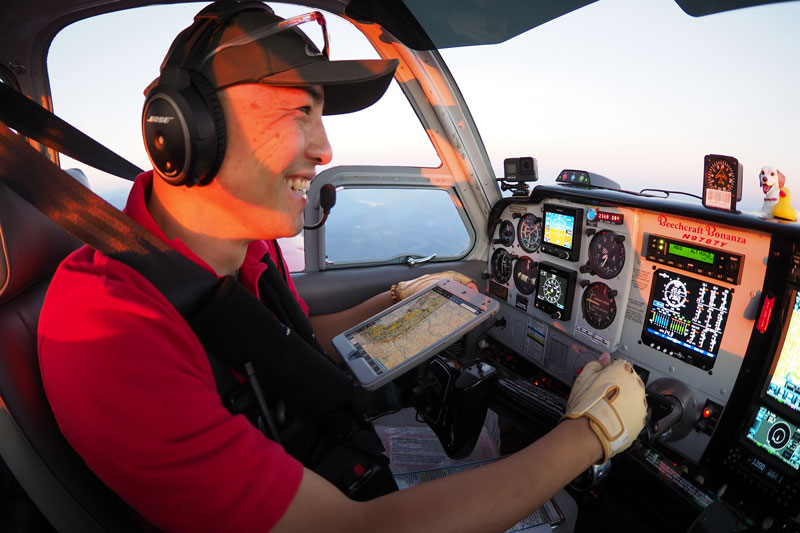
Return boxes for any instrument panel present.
[480,184,800,529]
[487,196,769,452]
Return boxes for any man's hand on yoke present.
[391,271,477,302]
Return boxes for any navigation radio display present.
[765,292,800,412]
[641,269,732,370]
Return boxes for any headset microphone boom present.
[303,183,336,230]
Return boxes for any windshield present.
[440,0,800,211]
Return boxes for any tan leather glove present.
[562,359,647,462]
[390,271,476,302]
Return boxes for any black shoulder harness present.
[195,245,397,500]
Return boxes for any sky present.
[47,0,800,213]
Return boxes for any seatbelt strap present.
[0,82,143,180]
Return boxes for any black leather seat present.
[0,181,142,532]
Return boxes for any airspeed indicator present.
[517,213,542,253]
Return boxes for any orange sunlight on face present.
[212,83,332,240]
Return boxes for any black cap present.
[157,1,398,115]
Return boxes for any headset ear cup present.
[188,71,226,186]
[142,85,192,186]
[142,71,226,187]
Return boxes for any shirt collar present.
[125,171,267,285]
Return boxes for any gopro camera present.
[504,157,538,182]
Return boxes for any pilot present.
[38,2,647,531]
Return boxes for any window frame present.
[303,165,478,272]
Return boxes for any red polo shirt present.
[38,171,305,532]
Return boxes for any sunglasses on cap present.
[199,11,330,69]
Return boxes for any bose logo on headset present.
[146,116,176,124]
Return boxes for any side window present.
[324,188,472,266]
[47,3,441,271]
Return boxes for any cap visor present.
[259,58,398,115]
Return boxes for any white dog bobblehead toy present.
[760,165,786,216]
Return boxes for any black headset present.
[141,1,268,187]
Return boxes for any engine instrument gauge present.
[491,248,513,284]
[513,256,538,295]
[517,213,542,253]
[497,220,515,247]
[582,282,617,329]
[588,230,626,279]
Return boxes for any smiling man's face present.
[211,82,332,240]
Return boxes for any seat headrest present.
[0,182,82,304]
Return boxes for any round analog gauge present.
[491,248,513,283]
[705,157,736,192]
[581,282,617,330]
[497,220,515,247]
[542,276,562,304]
[513,256,538,295]
[588,230,626,279]
[517,214,542,253]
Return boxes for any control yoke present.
[642,378,699,443]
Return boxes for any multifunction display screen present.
[766,292,800,412]
[746,406,800,472]
[641,269,732,370]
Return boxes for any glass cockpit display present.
[541,204,583,262]
[544,211,574,249]
[641,269,732,370]
[746,406,800,472]
[765,292,800,412]
[534,262,576,321]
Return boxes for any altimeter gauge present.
[588,230,626,279]
[702,154,742,211]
